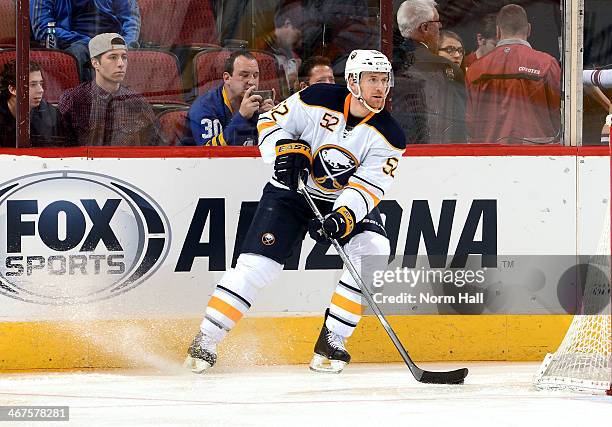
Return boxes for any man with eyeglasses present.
[392,0,467,144]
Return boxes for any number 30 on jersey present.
[200,118,223,139]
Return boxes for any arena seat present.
[0,49,79,104]
[157,107,189,146]
[138,0,219,47]
[124,49,187,106]
[0,0,15,47]
[193,49,287,100]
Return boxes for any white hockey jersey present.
[258,84,406,223]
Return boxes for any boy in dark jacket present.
[0,60,66,147]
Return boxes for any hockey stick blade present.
[298,180,468,385]
[417,367,469,385]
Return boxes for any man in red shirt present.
[465,4,561,144]
[464,13,497,69]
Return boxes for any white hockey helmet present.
[344,49,394,113]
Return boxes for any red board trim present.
[0,145,608,158]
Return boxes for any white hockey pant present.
[200,231,390,342]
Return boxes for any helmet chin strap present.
[348,77,385,114]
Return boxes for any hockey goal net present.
[534,180,612,393]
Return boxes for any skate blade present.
[309,354,347,374]
[183,355,212,374]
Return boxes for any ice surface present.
[0,363,610,426]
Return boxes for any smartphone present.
[252,90,273,101]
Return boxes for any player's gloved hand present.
[274,139,312,190]
[308,206,356,243]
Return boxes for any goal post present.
[609,123,612,397]
[534,145,612,394]
[533,225,612,392]
[534,310,611,392]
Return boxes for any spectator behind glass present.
[297,0,374,75]
[582,6,612,146]
[0,60,66,147]
[295,55,335,92]
[187,50,275,146]
[464,13,498,69]
[392,0,467,144]
[59,33,163,146]
[30,0,141,81]
[465,4,561,144]
[438,30,465,69]
[256,3,303,94]
[583,83,612,145]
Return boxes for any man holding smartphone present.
[187,50,275,146]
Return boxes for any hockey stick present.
[298,180,468,384]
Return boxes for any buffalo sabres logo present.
[312,145,359,192]
[261,232,276,246]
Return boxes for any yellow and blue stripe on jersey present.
[187,85,259,146]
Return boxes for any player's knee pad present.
[237,253,284,287]
[344,231,390,260]
[342,231,390,289]
[218,253,283,302]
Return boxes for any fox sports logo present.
[0,171,171,305]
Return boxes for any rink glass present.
[1,1,606,147]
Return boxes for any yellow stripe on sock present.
[208,296,244,323]
[331,292,362,316]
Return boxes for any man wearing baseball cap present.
[59,33,164,146]
[31,0,141,81]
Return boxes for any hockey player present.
[185,49,406,374]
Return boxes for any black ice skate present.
[310,310,351,373]
[183,331,217,373]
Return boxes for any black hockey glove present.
[308,206,356,243]
[274,139,312,191]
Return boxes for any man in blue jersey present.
[187,50,275,146]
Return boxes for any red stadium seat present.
[0,0,15,47]
[138,0,218,47]
[0,49,79,104]
[157,107,189,146]
[123,49,187,105]
[193,49,287,100]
